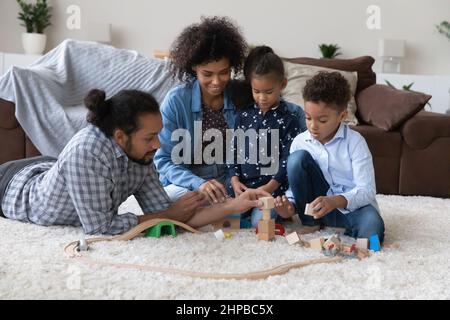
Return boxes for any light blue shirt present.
[286,124,379,214]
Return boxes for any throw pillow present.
[356,84,432,131]
[282,61,359,125]
[284,56,376,94]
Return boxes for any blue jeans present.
[287,150,385,243]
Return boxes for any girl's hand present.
[231,176,248,197]
[257,180,280,195]
[274,196,296,218]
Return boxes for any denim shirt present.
[154,80,236,190]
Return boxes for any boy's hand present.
[231,176,248,197]
[274,196,296,218]
[310,195,347,219]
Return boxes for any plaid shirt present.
[1,125,172,235]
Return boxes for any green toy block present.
[145,222,177,238]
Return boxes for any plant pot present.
[21,33,47,55]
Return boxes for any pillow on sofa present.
[284,56,376,94]
[282,61,359,125]
[356,84,432,131]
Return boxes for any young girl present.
[228,46,307,227]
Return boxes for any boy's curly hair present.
[169,16,248,82]
[302,71,351,110]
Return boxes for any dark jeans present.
[287,150,385,243]
[0,156,57,218]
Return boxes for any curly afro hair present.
[169,16,248,82]
[302,71,351,110]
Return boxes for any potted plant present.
[17,0,52,55]
[436,21,450,40]
[318,44,342,59]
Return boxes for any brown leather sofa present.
[1,57,450,198]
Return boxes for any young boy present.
[275,71,385,242]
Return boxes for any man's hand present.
[166,191,206,222]
[310,195,347,219]
[274,196,295,218]
[230,176,248,197]
[199,179,228,204]
[229,189,272,213]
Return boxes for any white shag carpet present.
[1,195,449,300]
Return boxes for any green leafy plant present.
[17,0,52,34]
[436,21,450,40]
[385,80,432,110]
[319,44,342,59]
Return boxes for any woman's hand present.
[274,196,296,218]
[231,176,248,197]
[229,189,272,213]
[199,179,229,204]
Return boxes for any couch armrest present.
[0,98,20,129]
[401,111,450,149]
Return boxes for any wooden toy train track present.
[64,218,343,280]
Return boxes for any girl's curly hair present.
[169,16,248,82]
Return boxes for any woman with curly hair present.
[154,16,248,204]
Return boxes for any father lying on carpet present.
[0,89,269,235]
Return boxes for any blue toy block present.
[369,234,381,252]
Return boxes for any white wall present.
[0,0,449,75]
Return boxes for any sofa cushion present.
[356,85,431,131]
[401,111,450,149]
[284,56,376,94]
[282,62,359,125]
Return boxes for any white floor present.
[1,195,449,300]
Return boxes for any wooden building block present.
[357,248,370,260]
[285,232,300,245]
[304,203,315,216]
[258,232,275,241]
[260,197,275,210]
[356,238,369,250]
[309,237,325,250]
[258,219,275,234]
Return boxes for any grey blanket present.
[0,39,178,157]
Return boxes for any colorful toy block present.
[145,221,177,238]
[369,234,381,252]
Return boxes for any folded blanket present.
[0,39,178,157]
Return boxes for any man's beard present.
[128,154,154,166]
[125,140,155,166]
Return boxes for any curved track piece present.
[64,219,343,280]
